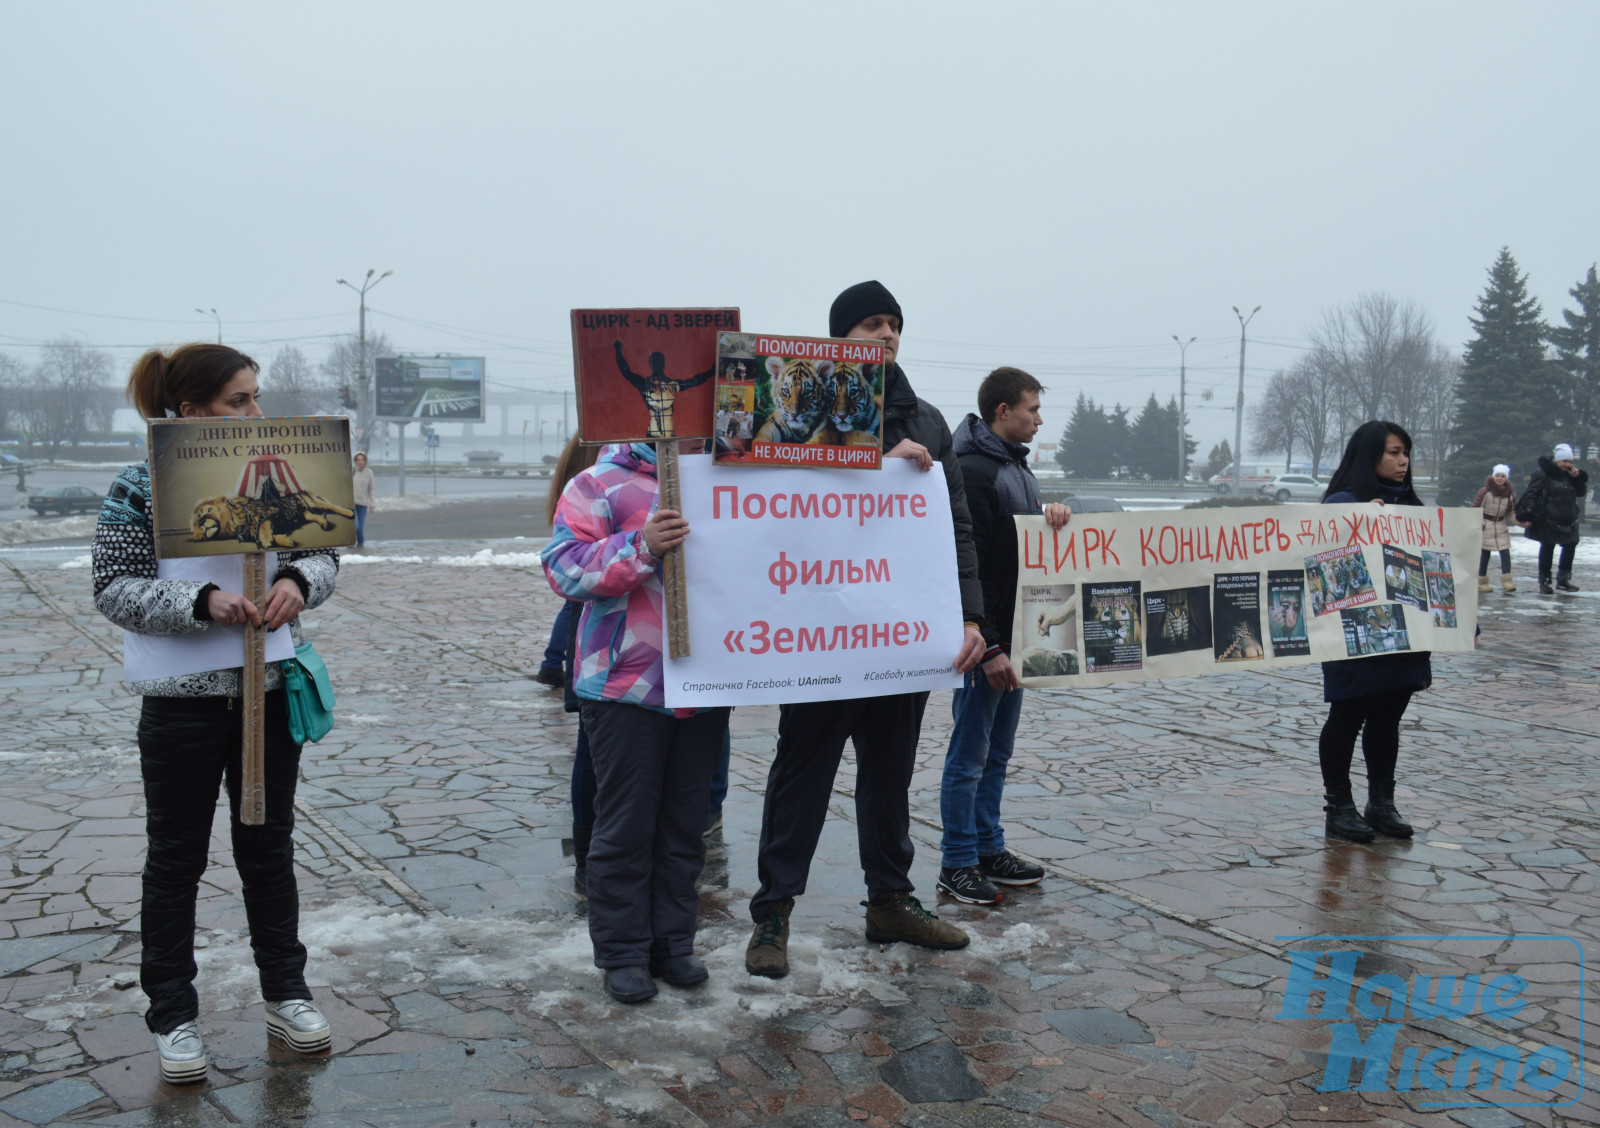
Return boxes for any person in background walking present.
[350,451,375,548]
[542,441,730,1004]
[1519,443,1588,595]
[1317,420,1429,843]
[1472,463,1523,594]
[94,343,338,1083]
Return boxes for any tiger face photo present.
[824,361,881,446]
[754,356,831,444]
[190,491,356,550]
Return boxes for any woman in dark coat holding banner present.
[1317,420,1429,843]
[93,344,339,1082]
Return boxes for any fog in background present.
[3,1,1596,463]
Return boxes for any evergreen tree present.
[1200,440,1233,481]
[1057,393,1114,477]
[1107,402,1130,475]
[1550,264,1600,463]
[1126,394,1192,479]
[1441,248,1555,501]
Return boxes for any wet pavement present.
[0,534,1596,1127]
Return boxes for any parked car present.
[1259,474,1324,502]
[27,485,101,516]
[1062,494,1124,513]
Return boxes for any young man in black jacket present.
[746,280,987,978]
[937,368,1071,904]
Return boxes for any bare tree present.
[1290,353,1340,475]
[1250,371,1298,470]
[0,352,24,441]
[267,345,338,417]
[1308,293,1443,436]
[29,339,114,460]
[1410,345,1460,479]
[321,331,397,437]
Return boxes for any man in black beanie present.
[745,280,986,978]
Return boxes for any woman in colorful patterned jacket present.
[93,343,339,1083]
[542,442,730,1004]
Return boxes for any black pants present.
[138,692,308,1034]
[1318,690,1413,795]
[751,692,927,921]
[1478,549,1511,576]
[580,700,729,968]
[1537,541,1576,580]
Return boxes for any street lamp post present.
[1231,305,1260,495]
[1171,334,1196,487]
[195,308,221,344]
[336,269,393,453]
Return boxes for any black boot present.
[573,825,591,896]
[1364,781,1414,838]
[1324,789,1375,843]
[1539,576,1555,595]
[1556,572,1579,593]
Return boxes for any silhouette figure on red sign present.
[613,340,715,438]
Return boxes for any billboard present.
[375,356,486,422]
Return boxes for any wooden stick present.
[657,442,691,659]
[240,552,267,826]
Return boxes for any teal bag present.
[281,641,335,744]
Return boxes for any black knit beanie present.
[829,280,903,339]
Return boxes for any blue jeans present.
[939,671,1024,868]
[353,505,368,546]
[542,600,575,673]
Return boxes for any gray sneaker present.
[265,998,331,1052]
[154,1021,207,1084]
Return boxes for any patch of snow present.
[0,515,96,546]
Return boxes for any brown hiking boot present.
[864,892,970,950]
[745,898,793,978]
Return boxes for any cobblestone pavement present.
[0,537,1596,1128]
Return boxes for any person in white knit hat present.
[1472,463,1526,594]
[1517,443,1588,594]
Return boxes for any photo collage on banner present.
[1008,505,1479,688]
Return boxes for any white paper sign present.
[123,554,294,682]
[664,455,966,707]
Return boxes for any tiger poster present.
[148,417,357,559]
[1082,581,1143,673]
[1009,505,1480,687]
[710,332,885,469]
[570,308,739,443]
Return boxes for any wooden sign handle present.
[657,443,691,659]
[240,552,267,826]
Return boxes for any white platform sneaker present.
[154,1021,207,1084]
[264,998,331,1052]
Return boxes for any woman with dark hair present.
[94,344,339,1082]
[1316,420,1429,843]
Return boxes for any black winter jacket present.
[1519,457,1588,546]
[881,364,985,628]
[952,414,1040,650]
[1320,483,1431,703]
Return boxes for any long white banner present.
[1010,503,1481,688]
[663,455,966,707]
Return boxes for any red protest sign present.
[570,308,740,444]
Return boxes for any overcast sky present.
[4,1,1597,453]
